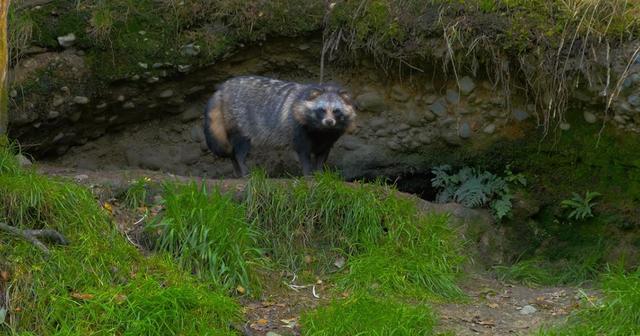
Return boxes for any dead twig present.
[0,222,68,255]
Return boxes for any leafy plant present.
[561,191,602,221]
[431,165,522,220]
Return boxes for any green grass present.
[0,139,241,335]
[301,292,437,336]
[246,170,463,299]
[339,215,463,300]
[123,176,150,209]
[147,182,260,294]
[537,269,640,336]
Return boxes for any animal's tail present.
[203,92,233,157]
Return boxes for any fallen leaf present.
[103,202,113,214]
[487,303,499,309]
[341,291,350,298]
[304,255,313,264]
[236,285,246,295]
[1,271,9,282]
[71,293,95,300]
[256,319,268,326]
[115,294,127,304]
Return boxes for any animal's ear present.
[307,88,323,100]
[338,89,353,103]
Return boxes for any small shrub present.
[561,191,602,221]
[301,293,437,336]
[147,182,260,293]
[431,165,522,220]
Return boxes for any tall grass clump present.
[147,182,260,293]
[246,170,463,299]
[301,292,437,336]
[0,141,240,334]
[246,171,413,268]
[538,269,640,336]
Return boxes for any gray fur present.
[204,75,356,176]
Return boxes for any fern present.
[431,165,523,220]
[560,191,602,221]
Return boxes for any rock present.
[387,141,401,151]
[182,105,202,122]
[186,85,206,95]
[395,123,410,132]
[138,30,146,35]
[178,64,192,73]
[117,95,126,102]
[559,122,571,131]
[158,89,174,98]
[459,122,472,139]
[458,76,476,95]
[47,111,60,119]
[138,62,148,69]
[483,123,496,134]
[429,98,448,117]
[73,96,90,104]
[368,117,386,128]
[15,154,32,167]
[131,74,140,81]
[583,111,597,124]
[74,174,89,182]
[180,43,201,57]
[123,101,135,109]
[97,102,107,109]
[423,94,437,105]
[423,110,436,121]
[153,63,164,69]
[390,84,410,102]
[266,332,282,336]
[52,95,65,107]
[613,115,626,124]
[57,33,76,48]
[512,108,529,121]
[355,91,386,112]
[9,89,17,98]
[147,76,160,83]
[629,94,640,107]
[457,106,471,115]
[53,133,64,143]
[446,89,460,104]
[520,305,537,315]
[340,135,361,150]
[438,117,456,128]
[298,44,310,51]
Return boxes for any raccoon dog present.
[204,75,357,176]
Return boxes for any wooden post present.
[0,0,9,135]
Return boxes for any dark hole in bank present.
[351,171,439,202]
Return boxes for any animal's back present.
[217,76,303,147]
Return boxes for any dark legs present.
[229,134,251,177]
[313,148,331,172]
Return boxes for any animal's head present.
[294,84,357,132]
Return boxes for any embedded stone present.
[158,89,174,98]
[459,122,472,139]
[512,108,529,121]
[483,123,496,134]
[559,122,571,130]
[57,33,76,48]
[459,76,476,95]
[446,89,460,104]
[355,91,386,112]
[583,111,597,124]
[73,96,90,104]
[430,98,448,117]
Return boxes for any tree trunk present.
[0,0,9,135]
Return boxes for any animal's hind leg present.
[230,133,251,177]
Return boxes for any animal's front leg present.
[293,131,314,176]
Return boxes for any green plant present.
[537,269,640,336]
[147,182,260,293]
[123,176,151,209]
[1,142,241,334]
[246,170,463,299]
[431,165,518,220]
[301,292,436,336]
[561,191,602,221]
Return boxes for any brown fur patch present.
[206,103,232,153]
[292,102,308,125]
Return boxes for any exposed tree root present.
[0,222,68,255]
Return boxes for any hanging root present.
[0,222,68,256]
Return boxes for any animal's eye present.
[314,108,325,117]
[333,109,343,116]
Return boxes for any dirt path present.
[36,164,593,336]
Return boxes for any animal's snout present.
[322,118,336,127]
